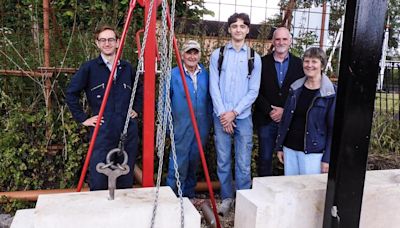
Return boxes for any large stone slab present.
[235,169,400,228]
[10,209,34,228]
[12,187,199,228]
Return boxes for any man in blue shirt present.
[166,40,212,200]
[66,25,143,190]
[254,27,304,177]
[209,13,261,215]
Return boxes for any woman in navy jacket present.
[275,47,336,175]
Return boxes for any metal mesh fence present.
[376,62,400,119]
[0,1,398,116]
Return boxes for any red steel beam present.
[141,0,158,187]
[43,0,52,110]
[320,1,327,48]
[37,67,78,74]
[0,70,52,78]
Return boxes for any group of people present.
[66,12,336,215]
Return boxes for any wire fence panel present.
[376,62,400,119]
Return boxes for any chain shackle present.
[105,148,129,170]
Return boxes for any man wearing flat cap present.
[166,40,212,200]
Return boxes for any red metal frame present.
[76,0,137,192]
[75,2,220,225]
[141,0,158,187]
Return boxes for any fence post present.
[323,0,387,227]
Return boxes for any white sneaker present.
[218,198,234,216]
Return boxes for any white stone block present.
[31,186,199,228]
[360,170,400,228]
[10,209,34,228]
[235,170,400,228]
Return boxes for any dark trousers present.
[257,122,279,177]
[88,114,139,190]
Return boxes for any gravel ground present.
[199,204,235,228]
[0,214,13,228]
[192,194,235,228]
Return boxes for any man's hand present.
[82,115,104,127]
[321,162,329,173]
[223,121,236,135]
[277,151,284,164]
[220,111,236,128]
[130,110,138,119]
[269,105,284,123]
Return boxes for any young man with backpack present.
[209,13,261,216]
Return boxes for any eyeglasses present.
[97,38,117,43]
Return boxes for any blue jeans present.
[283,146,323,175]
[257,122,279,176]
[213,114,253,200]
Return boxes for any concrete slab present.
[10,209,34,228]
[12,186,199,228]
[359,170,400,228]
[235,169,400,228]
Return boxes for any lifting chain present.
[150,0,184,228]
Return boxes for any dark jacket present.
[275,75,336,163]
[254,53,304,126]
[66,55,143,123]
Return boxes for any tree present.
[388,0,400,50]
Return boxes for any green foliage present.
[388,0,400,49]
[175,0,214,20]
[0,92,87,193]
[369,112,400,156]
[291,30,319,57]
[0,0,213,213]
[0,198,35,215]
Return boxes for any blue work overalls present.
[166,64,212,198]
[66,56,143,190]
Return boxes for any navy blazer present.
[254,53,304,126]
[66,56,143,123]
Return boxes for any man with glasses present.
[66,25,143,191]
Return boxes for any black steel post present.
[323,0,387,228]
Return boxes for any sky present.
[202,0,281,24]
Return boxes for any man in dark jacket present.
[66,25,143,190]
[254,27,304,176]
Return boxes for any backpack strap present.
[218,45,255,77]
[247,46,255,76]
[218,45,225,77]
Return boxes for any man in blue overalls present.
[66,25,143,190]
[166,40,212,200]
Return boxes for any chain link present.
[150,0,184,227]
[121,0,156,139]
[167,1,185,228]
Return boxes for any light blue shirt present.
[209,43,261,119]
